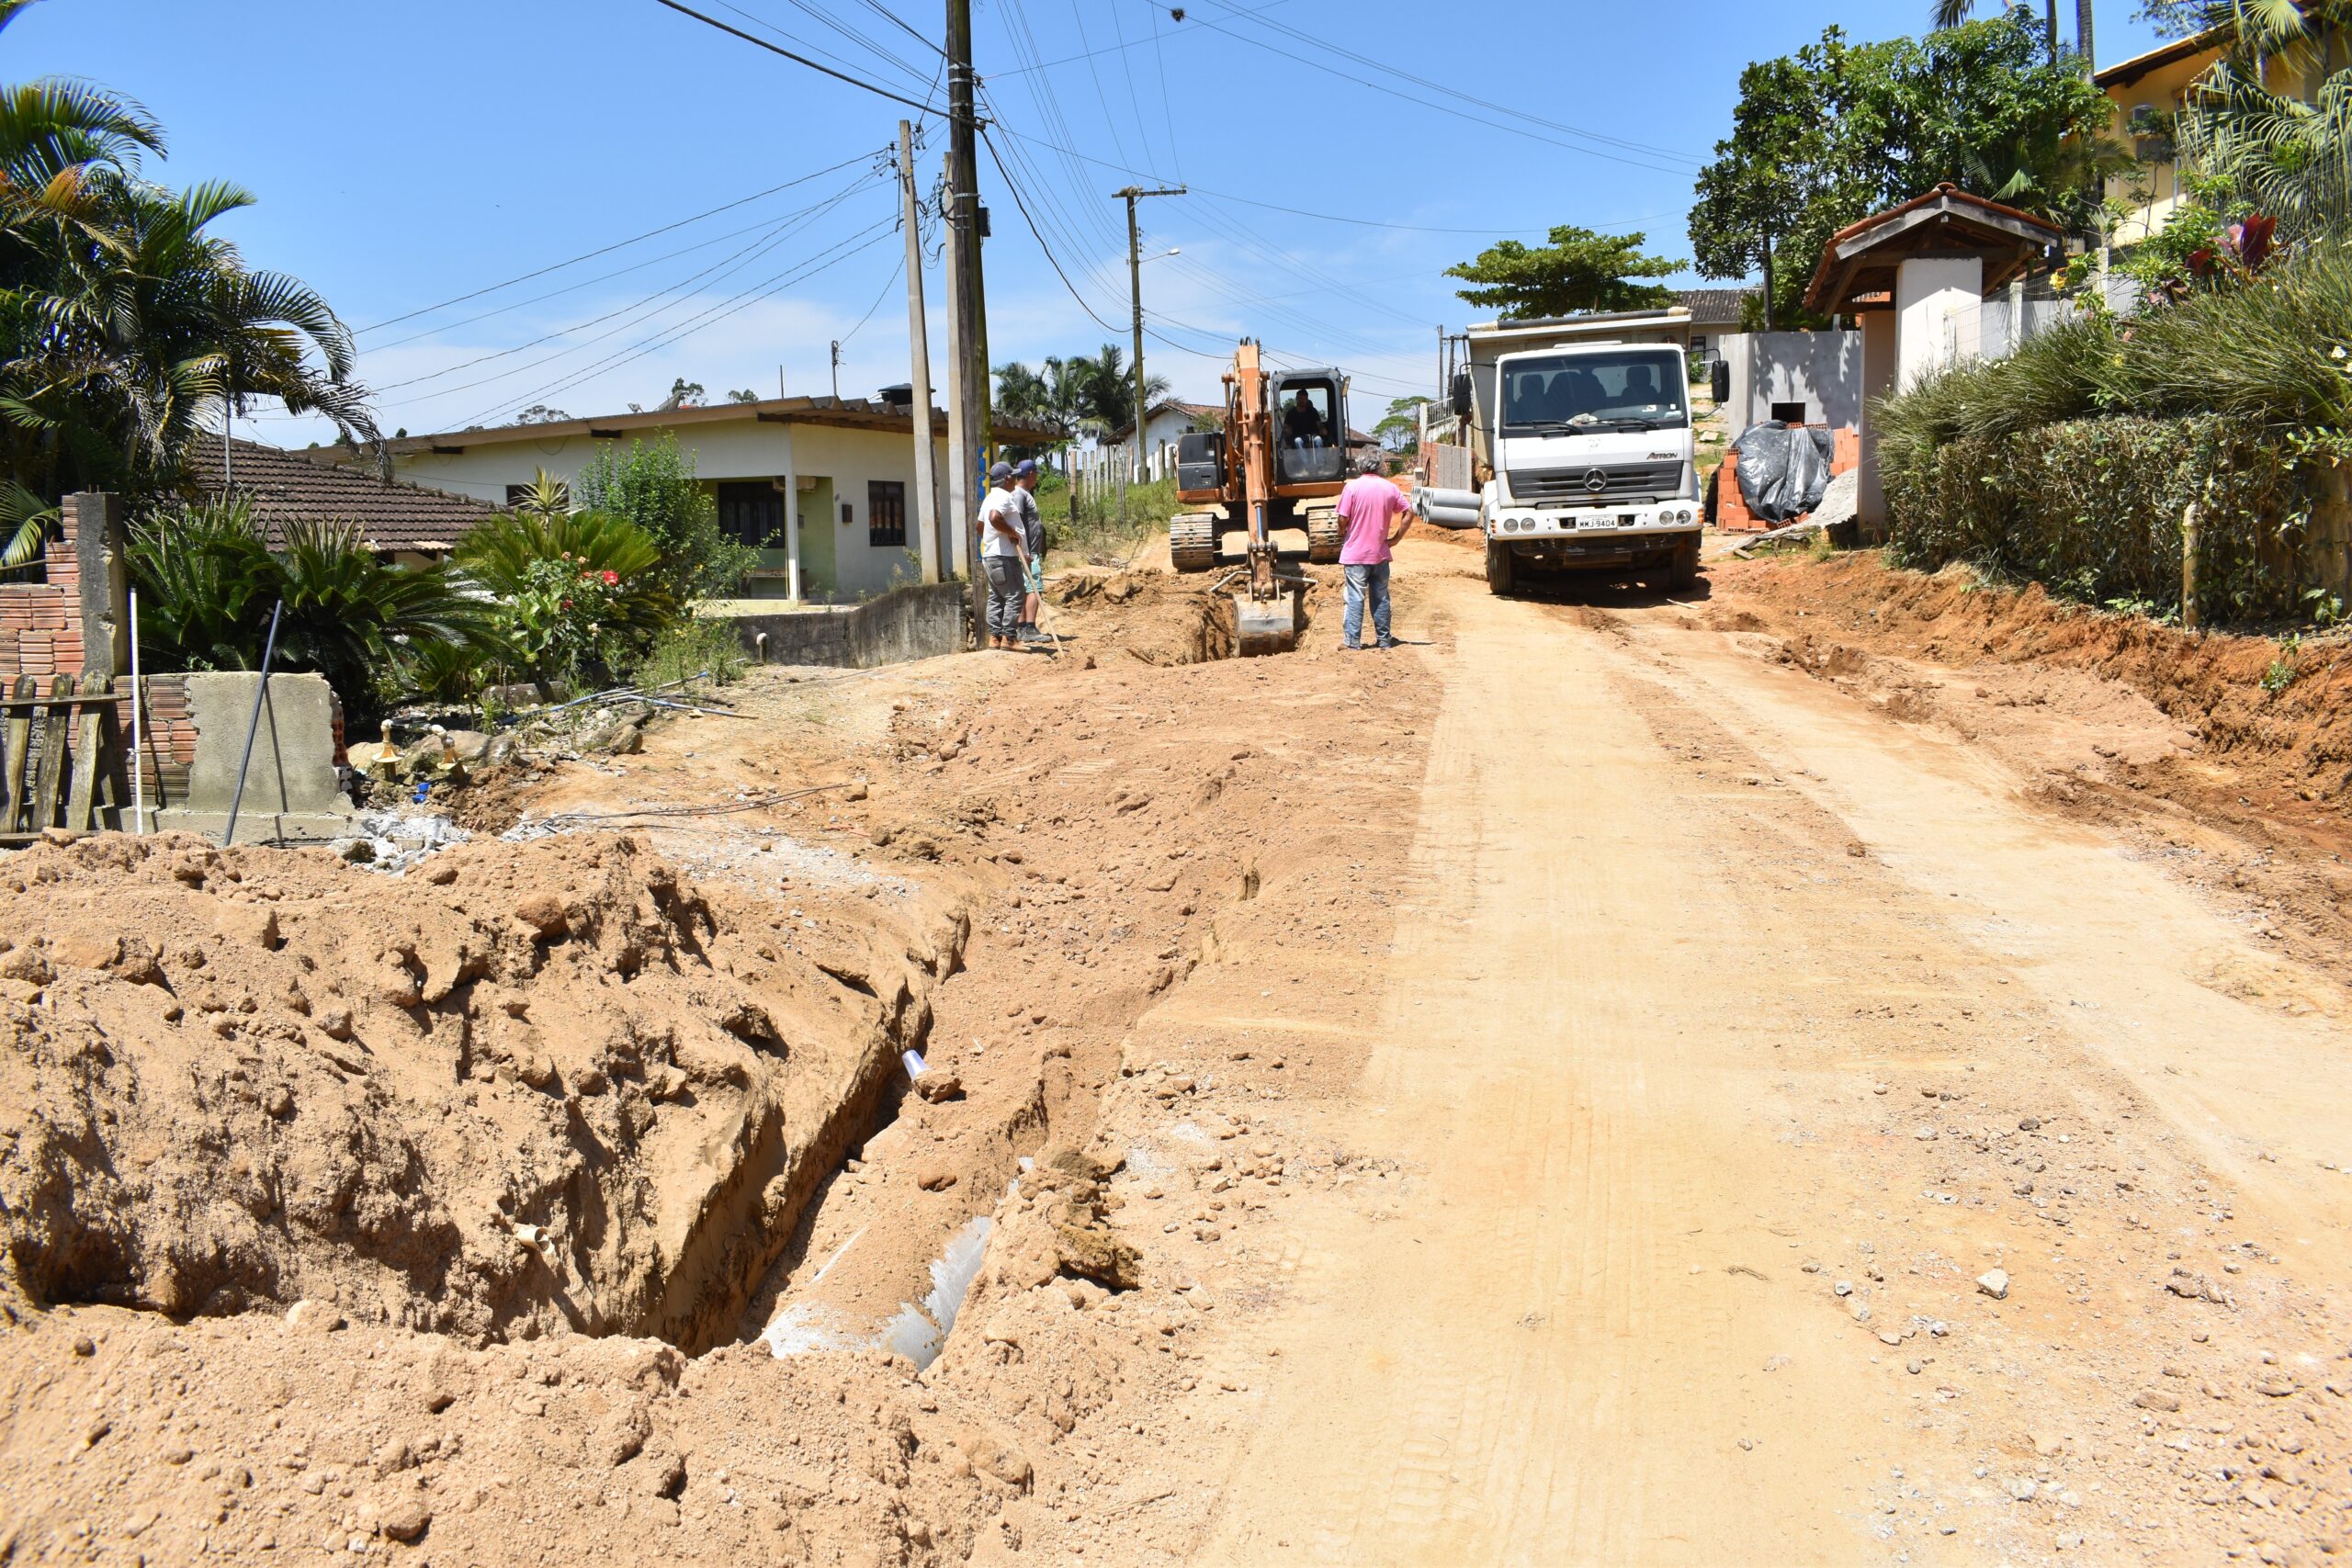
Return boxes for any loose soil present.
[9,540,2352,1565]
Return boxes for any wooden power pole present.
[945,0,985,643]
[897,120,942,583]
[1117,183,1184,504]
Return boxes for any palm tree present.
[1930,0,2069,65]
[0,1,375,563]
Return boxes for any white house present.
[1069,400,1224,485]
[322,393,1056,603]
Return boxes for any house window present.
[868,480,907,547]
[504,480,567,509]
[716,481,782,547]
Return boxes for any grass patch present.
[1035,470,1182,565]
[628,615,749,691]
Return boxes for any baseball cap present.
[1012,458,1037,478]
[988,461,1013,482]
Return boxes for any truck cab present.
[1456,310,1702,595]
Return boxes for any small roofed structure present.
[1804,185,2064,538]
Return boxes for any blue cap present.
[1012,458,1037,477]
[988,461,1013,482]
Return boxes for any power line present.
[367,175,876,395]
[986,120,1569,236]
[714,0,939,96]
[852,0,944,57]
[356,149,884,334]
[651,0,940,112]
[1166,0,1698,175]
[367,197,862,354]
[979,125,1126,335]
[457,220,901,428]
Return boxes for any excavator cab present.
[1270,371,1347,489]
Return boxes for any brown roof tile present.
[190,434,500,553]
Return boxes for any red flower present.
[601,570,619,586]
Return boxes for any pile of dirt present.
[0,830,963,1350]
[1716,553,2352,807]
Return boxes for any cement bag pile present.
[1733,423,1834,524]
[1415,486,1482,530]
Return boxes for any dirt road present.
[10,536,2352,1566]
[1073,537,2352,1564]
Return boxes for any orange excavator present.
[1168,340,1346,656]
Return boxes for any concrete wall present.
[719,581,968,670]
[1720,331,1865,434]
[1896,257,1984,389]
[386,418,950,605]
[153,672,354,845]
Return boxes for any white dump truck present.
[1419,308,1703,596]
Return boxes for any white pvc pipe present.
[128,587,145,835]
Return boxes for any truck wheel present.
[1486,537,1516,597]
[1669,537,1701,591]
[1170,513,1218,572]
[1306,508,1342,565]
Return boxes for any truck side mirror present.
[1450,370,1472,420]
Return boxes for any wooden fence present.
[1,672,126,845]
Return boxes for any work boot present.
[1376,636,1400,649]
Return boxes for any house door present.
[716,481,789,595]
[798,478,836,600]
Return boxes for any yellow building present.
[2098,17,2346,244]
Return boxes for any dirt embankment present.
[0,561,1435,1565]
[1712,550,2352,976]
[0,830,963,1351]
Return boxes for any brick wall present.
[0,495,90,682]
[127,672,197,808]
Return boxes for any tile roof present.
[189,434,501,553]
[1677,288,1758,324]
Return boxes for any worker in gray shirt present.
[1012,459,1049,645]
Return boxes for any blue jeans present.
[1343,562,1391,647]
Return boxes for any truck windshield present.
[1500,350,1688,432]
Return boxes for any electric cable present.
[651,0,939,112]
[1170,0,1702,169]
[355,149,884,334]
[368,174,876,396]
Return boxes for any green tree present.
[1443,225,1680,320]
[1374,395,1431,453]
[1689,13,2115,327]
[569,433,752,606]
[0,1,374,562]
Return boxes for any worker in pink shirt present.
[1335,452,1413,649]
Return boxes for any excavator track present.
[1170,512,1220,573]
[1305,506,1342,566]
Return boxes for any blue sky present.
[7,0,2176,443]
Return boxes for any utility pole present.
[1117,183,1184,506]
[898,119,942,583]
[946,0,986,645]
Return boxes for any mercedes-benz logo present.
[1582,468,1609,494]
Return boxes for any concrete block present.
[151,671,354,844]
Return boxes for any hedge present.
[1880,413,2339,621]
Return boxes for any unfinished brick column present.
[0,491,130,682]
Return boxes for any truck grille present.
[1512,461,1681,506]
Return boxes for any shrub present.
[628,615,748,692]
[570,434,757,604]
[454,507,673,682]
[1880,413,2334,621]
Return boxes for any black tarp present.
[1732,423,1833,524]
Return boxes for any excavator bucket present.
[1233,586,1302,658]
